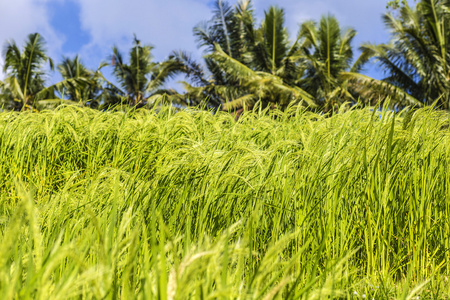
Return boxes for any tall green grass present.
[0,105,449,299]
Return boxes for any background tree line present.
[0,0,447,113]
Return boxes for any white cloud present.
[0,0,64,81]
[71,0,213,89]
[76,0,211,63]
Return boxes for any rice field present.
[0,105,449,299]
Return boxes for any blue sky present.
[0,0,409,87]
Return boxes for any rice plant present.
[0,105,449,299]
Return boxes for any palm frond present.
[168,51,209,86]
[350,46,375,73]
[221,94,255,110]
[207,44,257,82]
[341,72,423,107]
[262,6,288,73]
[6,76,24,101]
[299,20,318,51]
[194,0,240,59]
[235,0,257,45]
[2,33,52,107]
[146,58,185,92]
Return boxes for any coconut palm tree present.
[57,56,102,103]
[208,44,316,110]
[166,50,223,108]
[37,55,106,108]
[174,1,314,112]
[342,0,448,109]
[297,15,372,111]
[250,6,290,75]
[194,1,298,77]
[108,36,181,107]
[171,0,255,109]
[194,0,247,61]
[2,33,54,110]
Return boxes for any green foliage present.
[1,33,54,110]
[56,55,102,102]
[3,1,450,113]
[298,15,376,112]
[0,106,449,298]
[110,36,157,105]
[194,0,240,59]
[260,6,289,74]
[179,1,317,111]
[354,0,450,108]
[207,45,316,110]
[178,3,373,113]
[34,55,106,110]
[107,36,183,108]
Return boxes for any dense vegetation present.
[1,0,450,298]
[0,105,449,299]
[1,0,450,112]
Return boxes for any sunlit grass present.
[0,105,449,299]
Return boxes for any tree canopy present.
[1,0,449,113]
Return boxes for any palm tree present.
[249,6,290,75]
[57,56,102,103]
[2,33,54,110]
[170,0,255,109]
[193,1,297,77]
[298,15,371,112]
[207,44,316,110]
[194,0,246,61]
[174,1,315,112]
[37,55,105,108]
[174,2,378,114]
[166,50,223,108]
[342,0,448,109]
[108,36,181,107]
